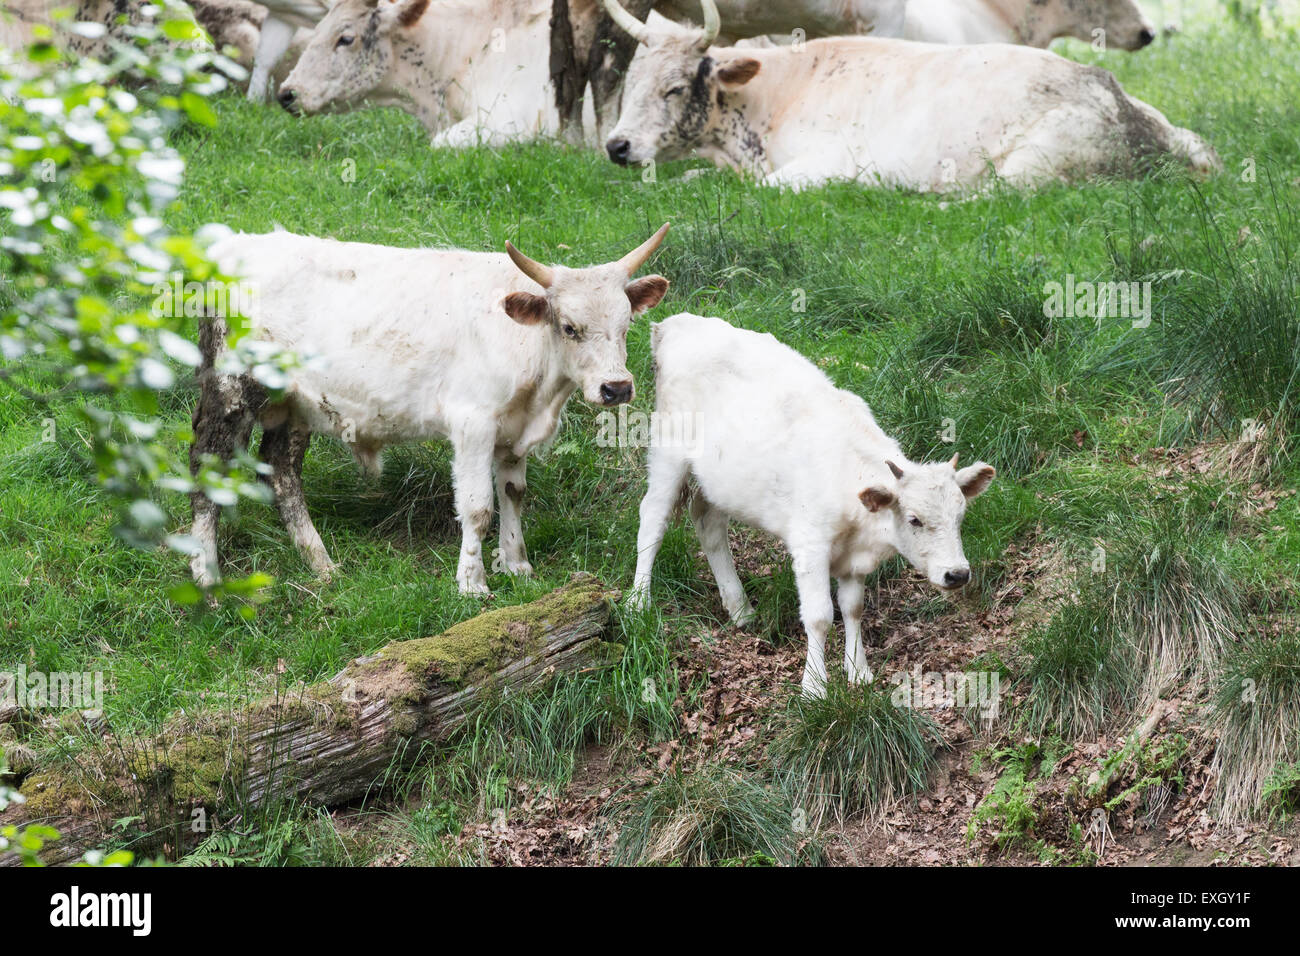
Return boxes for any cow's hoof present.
[504,560,534,577]
[730,605,757,628]
[625,587,649,612]
[847,668,875,687]
[457,576,491,596]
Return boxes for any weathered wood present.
[585,0,653,141]
[0,576,619,865]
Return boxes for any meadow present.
[2,6,1299,865]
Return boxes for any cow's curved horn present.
[949,452,960,468]
[617,222,670,275]
[698,0,720,47]
[505,241,555,288]
[599,0,651,43]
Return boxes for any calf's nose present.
[606,138,631,165]
[943,568,971,589]
[599,380,634,406]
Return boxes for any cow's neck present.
[700,49,784,178]
[984,0,1056,46]
[381,0,550,134]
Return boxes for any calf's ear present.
[956,463,996,500]
[858,486,896,513]
[503,291,549,325]
[626,275,669,315]
[717,58,760,89]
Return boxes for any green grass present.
[4,8,1300,858]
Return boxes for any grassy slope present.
[2,10,1300,861]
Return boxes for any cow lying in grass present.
[903,0,1156,50]
[277,0,599,146]
[192,225,670,594]
[629,313,995,697]
[600,0,1218,190]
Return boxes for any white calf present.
[630,313,995,696]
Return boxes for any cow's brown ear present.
[397,0,430,28]
[626,275,669,315]
[717,58,760,89]
[859,486,896,513]
[503,291,548,325]
[956,463,996,500]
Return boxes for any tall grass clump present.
[1021,483,1240,738]
[1102,186,1300,449]
[769,680,942,824]
[607,763,820,866]
[1209,617,1300,823]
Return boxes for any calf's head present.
[500,225,671,406]
[278,0,429,116]
[601,0,759,167]
[859,455,996,591]
[1022,0,1156,51]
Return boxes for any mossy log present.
[0,576,619,865]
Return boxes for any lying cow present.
[903,0,1156,51]
[193,225,670,594]
[600,0,1218,190]
[629,313,996,697]
[278,0,599,146]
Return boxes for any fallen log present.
[0,575,620,865]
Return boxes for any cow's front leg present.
[837,575,871,685]
[261,419,336,580]
[792,546,833,698]
[451,424,496,595]
[493,448,532,576]
[247,16,295,104]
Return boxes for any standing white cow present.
[657,0,904,38]
[242,0,327,103]
[278,0,598,146]
[193,225,670,594]
[600,0,1218,190]
[630,313,996,697]
[903,0,1156,51]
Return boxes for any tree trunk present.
[0,576,620,866]
[550,0,587,145]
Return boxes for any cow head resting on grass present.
[1016,0,1156,51]
[277,0,431,116]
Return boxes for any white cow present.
[279,0,599,146]
[630,313,996,697]
[193,225,670,594]
[657,0,904,38]
[600,0,1218,190]
[903,0,1156,51]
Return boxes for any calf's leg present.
[688,494,754,625]
[628,451,689,610]
[792,546,834,698]
[451,423,496,595]
[493,448,532,576]
[260,418,336,579]
[837,575,871,684]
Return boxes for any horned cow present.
[600,0,1219,191]
[629,313,997,697]
[192,225,671,595]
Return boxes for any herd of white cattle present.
[2,0,1223,694]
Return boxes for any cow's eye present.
[562,324,579,339]
[335,35,355,48]
[908,516,923,528]
[664,86,685,98]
